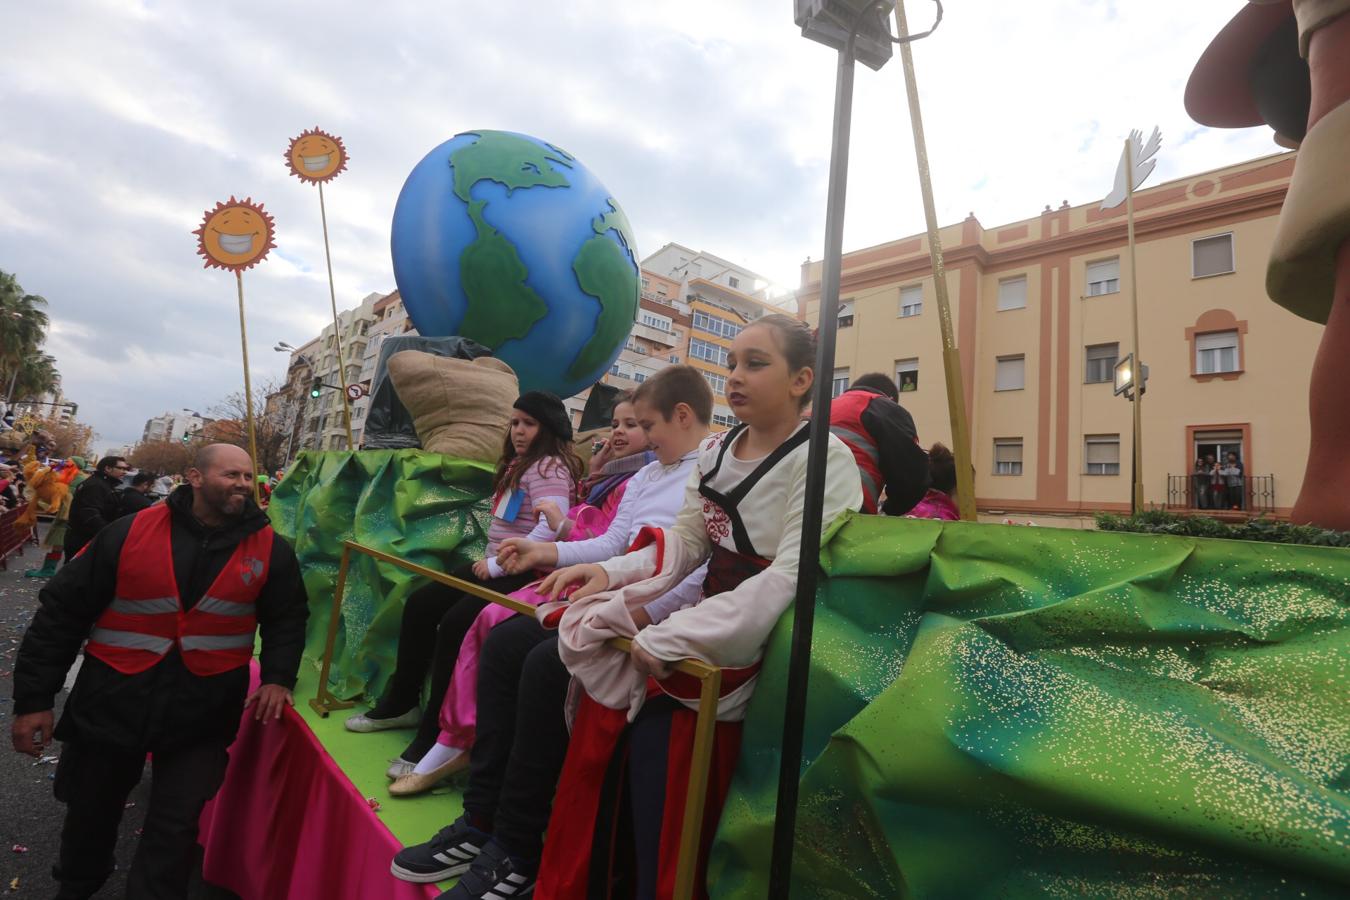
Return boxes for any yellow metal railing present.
[312,540,722,900]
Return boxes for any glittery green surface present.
[268,449,493,700]
[710,513,1350,898]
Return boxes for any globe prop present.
[390,130,640,398]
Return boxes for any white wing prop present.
[1101,127,1162,211]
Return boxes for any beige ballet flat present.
[388,755,469,797]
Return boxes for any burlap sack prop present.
[387,351,518,463]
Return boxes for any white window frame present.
[1084,434,1121,476]
[1195,330,1240,375]
[640,311,673,332]
[899,285,923,318]
[994,439,1023,476]
[1191,232,1235,279]
[1084,343,1119,384]
[997,275,1027,311]
[831,368,850,399]
[895,358,919,393]
[994,355,1026,392]
[702,371,727,396]
[838,300,854,328]
[689,338,728,367]
[1086,258,1120,297]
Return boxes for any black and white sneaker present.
[436,840,536,899]
[390,815,490,883]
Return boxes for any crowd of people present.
[1191,452,1247,510]
[9,313,963,900]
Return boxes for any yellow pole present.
[894,1,976,521]
[1124,138,1145,513]
[318,180,356,450]
[235,271,262,506]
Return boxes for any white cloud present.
[1,0,1278,449]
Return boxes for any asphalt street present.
[0,525,235,899]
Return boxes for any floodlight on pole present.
[769,2,942,895]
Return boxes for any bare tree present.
[208,378,290,475]
[128,440,194,476]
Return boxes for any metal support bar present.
[768,36,858,899]
[312,540,721,900]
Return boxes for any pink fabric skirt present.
[436,500,616,749]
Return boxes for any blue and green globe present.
[390,130,640,398]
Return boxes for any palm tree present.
[0,270,57,402]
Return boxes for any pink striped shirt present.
[485,457,575,555]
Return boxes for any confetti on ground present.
[32,754,58,766]
[124,801,136,809]
[8,876,18,891]
[11,845,27,854]
[366,797,381,811]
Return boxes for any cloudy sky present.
[3,0,1276,452]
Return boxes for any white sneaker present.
[344,707,421,733]
[386,758,416,780]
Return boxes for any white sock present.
[412,744,464,776]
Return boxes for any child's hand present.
[498,539,556,574]
[471,559,491,581]
[539,563,609,601]
[630,643,672,680]
[534,500,566,531]
[589,439,614,476]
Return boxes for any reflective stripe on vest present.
[84,504,273,677]
[829,414,884,512]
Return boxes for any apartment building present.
[799,152,1317,518]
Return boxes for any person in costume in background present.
[24,455,86,579]
[531,315,863,899]
[829,372,929,516]
[388,366,715,897]
[1185,0,1350,529]
[385,389,655,796]
[346,392,583,779]
[907,443,960,521]
[9,444,308,899]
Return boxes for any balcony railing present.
[1165,474,1275,515]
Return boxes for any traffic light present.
[181,433,190,444]
[309,380,322,399]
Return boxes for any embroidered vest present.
[85,504,273,677]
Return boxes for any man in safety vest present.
[9,444,309,899]
[828,372,930,515]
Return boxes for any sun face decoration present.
[193,197,277,272]
[285,127,349,184]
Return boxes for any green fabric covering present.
[268,450,494,701]
[711,514,1350,898]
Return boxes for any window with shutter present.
[1086,258,1120,296]
[1085,343,1119,384]
[899,285,923,317]
[832,368,850,398]
[994,439,1023,475]
[997,276,1027,311]
[995,355,1025,391]
[1192,234,1235,278]
[1084,435,1121,475]
[895,358,919,392]
[1195,330,1240,374]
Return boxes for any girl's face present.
[509,411,541,456]
[608,401,648,458]
[726,324,812,426]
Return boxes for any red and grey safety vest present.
[829,389,885,514]
[84,503,273,677]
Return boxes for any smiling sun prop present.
[193,197,276,272]
[285,127,349,184]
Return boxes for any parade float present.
[194,4,1348,897]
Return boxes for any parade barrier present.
[0,503,36,570]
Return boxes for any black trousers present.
[379,570,533,756]
[52,740,229,900]
[461,614,571,865]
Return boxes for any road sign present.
[345,383,366,401]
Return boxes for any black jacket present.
[14,486,309,750]
[63,470,123,557]
[855,389,931,516]
[114,486,155,518]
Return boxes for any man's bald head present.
[192,443,252,475]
